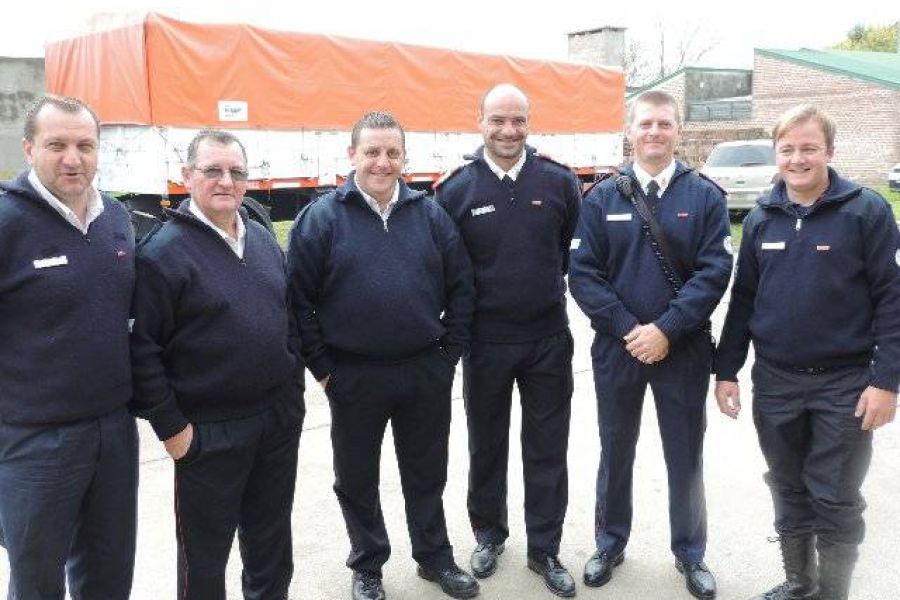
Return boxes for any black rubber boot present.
[816,540,858,600]
[748,535,818,600]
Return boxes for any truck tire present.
[241,196,275,237]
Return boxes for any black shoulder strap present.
[614,175,690,293]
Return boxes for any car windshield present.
[706,144,775,168]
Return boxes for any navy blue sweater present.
[435,147,581,342]
[287,176,475,380]
[130,201,303,441]
[716,169,900,391]
[0,173,134,425]
[569,162,732,343]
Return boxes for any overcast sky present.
[3,0,897,70]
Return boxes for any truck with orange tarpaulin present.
[44,13,625,223]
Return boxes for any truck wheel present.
[241,197,275,237]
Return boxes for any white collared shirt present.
[483,150,527,182]
[633,160,677,197]
[28,169,104,234]
[188,200,246,259]
[355,174,400,227]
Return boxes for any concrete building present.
[0,57,44,177]
[567,26,626,69]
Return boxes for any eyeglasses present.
[193,166,250,181]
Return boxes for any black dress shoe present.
[470,542,505,578]
[527,552,576,598]
[417,562,480,599]
[351,570,385,600]
[583,550,624,587]
[675,560,717,599]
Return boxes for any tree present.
[624,23,720,88]
[832,23,899,52]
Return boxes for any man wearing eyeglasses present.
[130,129,305,600]
[715,105,899,600]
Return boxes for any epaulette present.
[696,170,727,197]
[535,152,574,173]
[433,161,471,190]
[581,170,619,197]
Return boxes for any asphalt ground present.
[2,298,897,600]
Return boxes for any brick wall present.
[753,54,900,184]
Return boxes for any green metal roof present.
[756,48,900,91]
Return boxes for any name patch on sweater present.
[761,241,785,251]
[606,213,632,222]
[471,205,495,217]
[33,255,68,269]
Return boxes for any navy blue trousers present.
[590,333,711,563]
[327,346,455,575]
[0,407,138,600]
[174,398,303,600]
[751,359,873,545]
[463,330,573,555]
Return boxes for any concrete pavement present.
[2,299,898,599]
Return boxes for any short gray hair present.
[185,129,248,166]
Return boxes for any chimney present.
[567,27,626,68]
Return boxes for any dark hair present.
[186,129,248,166]
[23,94,100,141]
[350,111,405,149]
[627,90,681,128]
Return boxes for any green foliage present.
[274,220,292,251]
[876,187,900,219]
[832,23,899,52]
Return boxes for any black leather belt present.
[761,356,871,375]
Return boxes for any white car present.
[889,163,900,191]
[701,140,777,212]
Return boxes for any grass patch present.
[274,221,292,250]
[874,186,900,219]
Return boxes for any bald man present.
[435,84,581,597]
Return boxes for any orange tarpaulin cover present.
[46,13,624,134]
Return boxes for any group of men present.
[0,84,895,600]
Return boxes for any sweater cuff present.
[440,343,465,366]
[307,354,335,382]
[147,397,190,442]
[610,306,640,338]
[654,310,686,344]
[869,365,899,394]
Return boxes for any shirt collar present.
[354,173,400,217]
[27,169,103,233]
[483,149,526,182]
[188,199,246,246]
[632,160,676,196]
